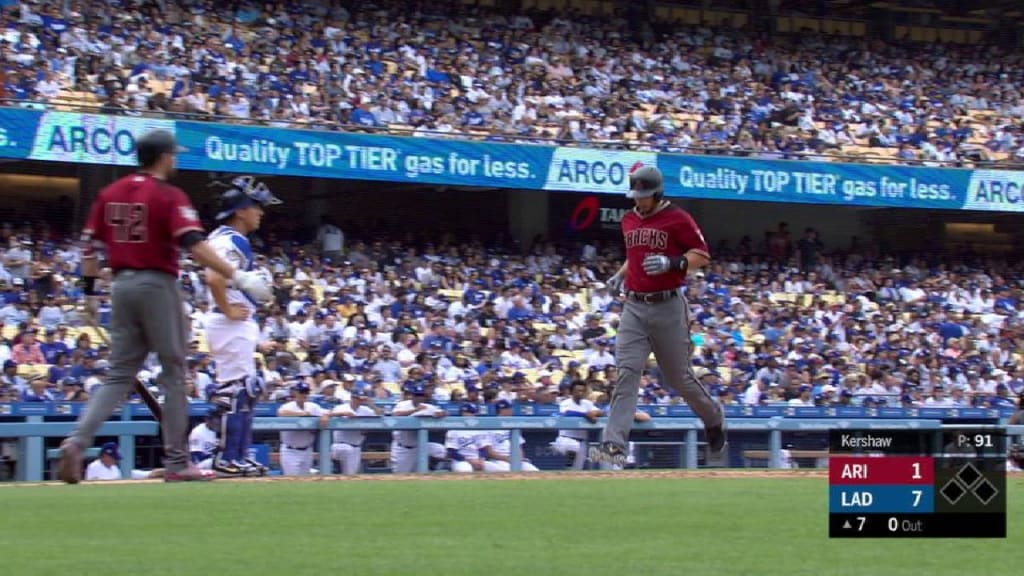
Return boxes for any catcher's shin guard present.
[211,380,249,464]
[238,376,263,468]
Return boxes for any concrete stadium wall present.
[683,199,874,252]
[544,190,875,251]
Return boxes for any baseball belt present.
[626,290,678,304]
[284,444,312,451]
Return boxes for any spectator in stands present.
[11,327,44,365]
[316,216,345,262]
[21,376,54,402]
[6,0,1021,166]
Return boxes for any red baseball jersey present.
[83,173,203,276]
[622,204,710,293]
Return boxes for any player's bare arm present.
[485,445,510,463]
[607,261,628,292]
[79,238,102,313]
[683,249,710,271]
[391,405,421,416]
[188,239,250,289]
[205,268,250,321]
[422,408,447,419]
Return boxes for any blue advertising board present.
[0,402,1012,420]
[2,107,1022,212]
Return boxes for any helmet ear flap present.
[231,175,256,191]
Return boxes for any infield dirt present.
[0,469,828,487]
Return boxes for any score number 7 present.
[911,490,923,507]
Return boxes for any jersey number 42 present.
[105,202,149,243]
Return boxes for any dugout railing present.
[1,416,1021,482]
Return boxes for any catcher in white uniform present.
[389,382,447,473]
[276,382,328,476]
[481,399,539,472]
[445,403,487,473]
[330,387,382,475]
[204,175,281,477]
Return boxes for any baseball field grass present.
[0,471,1020,576]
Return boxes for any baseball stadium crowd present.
[0,219,1022,415]
[2,0,1024,166]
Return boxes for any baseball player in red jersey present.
[590,166,726,467]
[57,130,272,484]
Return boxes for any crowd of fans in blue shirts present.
[0,221,1022,418]
[0,1,1022,164]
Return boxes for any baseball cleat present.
[589,442,627,467]
[245,458,269,476]
[212,459,245,477]
[706,422,727,456]
[58,438,84,484]
[237,459,269,477]
[165,465,216,482]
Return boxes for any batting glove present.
[606,272,625,293]
[642,254,672,276]
[233,270,273,303]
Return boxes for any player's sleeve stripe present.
[228,233,254,270]
[173,225,204,238]
[687,248,711,259]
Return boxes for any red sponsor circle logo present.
[568,195,601,231]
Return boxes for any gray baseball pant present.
[603,291,723,449]
[71,270,192,472]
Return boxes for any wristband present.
[83,276,97,296]
[669,256,689,275]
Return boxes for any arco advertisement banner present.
[1,107,1022,213]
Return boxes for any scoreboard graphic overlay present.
[828,428,1007,538]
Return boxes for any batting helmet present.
[214,175,283,221]
[135,130,186,168]
[626,166,664,199]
